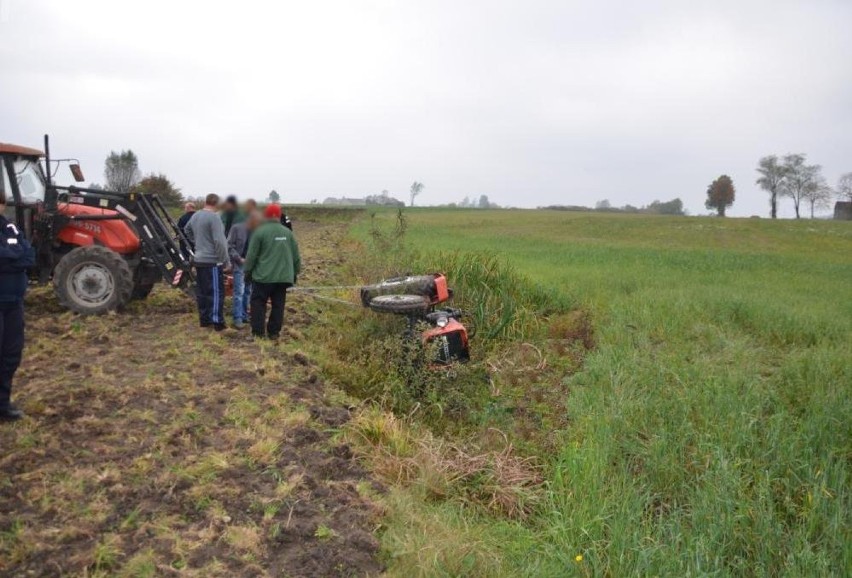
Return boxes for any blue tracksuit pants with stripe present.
[195,264,225,328]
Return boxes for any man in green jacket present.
[244,204,301,339]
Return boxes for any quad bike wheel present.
[368,294,430,315]
[54,246,134,315]
[360,275,437,307]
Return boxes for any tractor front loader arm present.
[53,185,196,292]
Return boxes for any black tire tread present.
[360,275,436,307]
[131,283,155,300]
[54,246,134,315]
[368,294,430,315]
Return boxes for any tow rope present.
[287,285,364,292]
[287,285,362,307]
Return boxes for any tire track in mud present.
[0,220,384,577]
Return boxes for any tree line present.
[97,151,286,208]
[699,154,849,219]
[756,154,849,219]
[96,148,851,218]
[96,149,184,206]
[544,198,685,215]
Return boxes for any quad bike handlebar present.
[425,308,465,324]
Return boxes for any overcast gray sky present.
[1,0,850,216]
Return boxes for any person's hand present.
[223,264,233,274]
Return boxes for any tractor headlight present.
[436,316,449,327]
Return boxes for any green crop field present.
[351,209,851,577]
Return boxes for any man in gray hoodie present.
[185,193,230,330]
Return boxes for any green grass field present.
[354,210,851,576]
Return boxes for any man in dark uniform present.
[0,194,35,421]
[273,196,292,230]
[280,211,293,231]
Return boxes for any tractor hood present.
[57,203,142,255]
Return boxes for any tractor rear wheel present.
[368,294,430,315]
[54,246,134,315]
[359,275,436,307]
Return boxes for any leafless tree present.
[802,180,833,218]
[409,181,424,207]
[104,150,140,194]
[780,154,823,219]
[838,172,852,202]
[756,155,787,219]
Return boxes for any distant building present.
[834,201,852,220]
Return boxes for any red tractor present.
[0,135,194,314]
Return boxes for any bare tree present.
[756,155,786,219]
[781,154,823,219]
[802,180,833,218]
[409,181,424,207]
[104,150,140,194]
[838,173,852,202]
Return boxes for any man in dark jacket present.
[0,197,36,421]
[176,201,196,258]
[244,204,300,339]
[227,211,259,329]
[220,195,245,237]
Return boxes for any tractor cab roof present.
[0,142,44,157]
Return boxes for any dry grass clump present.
[348,408,543,519]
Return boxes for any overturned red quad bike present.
[359,274,471,365]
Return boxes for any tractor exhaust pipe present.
[43,134,58,211]
[43,134,50,187]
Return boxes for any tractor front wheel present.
[131,282,155,300]
[54,246,134,315]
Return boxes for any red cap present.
[265,204,282,219]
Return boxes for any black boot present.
[0,403,24,421]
